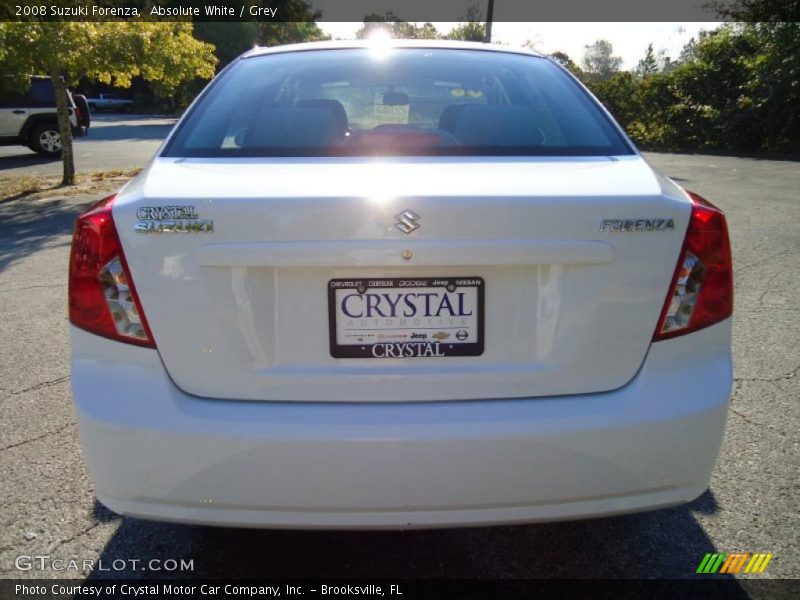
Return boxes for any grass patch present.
[0,175,56,202]
[0,168,142,203]
[90,168,142,181]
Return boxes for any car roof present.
[242,39,544,60]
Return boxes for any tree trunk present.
[50,70,75,186]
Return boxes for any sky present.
[319,22,721,70]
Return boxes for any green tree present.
[256,22,329,47]
[356,14,441,40]
[637,43,658,76]
[710,0,800,21]
[0,21,216,185]
[355,6,485,42]
[668,23,800,152]
[445,5,487,42]
[194,20,327,106]
[591,72,645,130]
[582,40,623,81]
[194,22,260,69]
[583,22,800,154]
[549,51,584,78]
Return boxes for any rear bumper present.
[71,321,731,529]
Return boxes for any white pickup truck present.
[86,93,134,112]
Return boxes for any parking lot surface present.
[0,114,176,177]
[0,116,797,582]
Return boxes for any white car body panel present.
[70,41,733,528]
[72,319,731,529]
[112,156,690,402]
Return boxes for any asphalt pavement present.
[0,114,177,177]
[0,116,797,584]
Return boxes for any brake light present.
[68,195,155,347]
[653,192,733,341]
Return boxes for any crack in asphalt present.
[734,364,800,384]
[10,375,70,396]
[0,422,76,453]
[752,269,791,310]
[735,247,800,273]
[47,522,103,554]
[729,408,789,438]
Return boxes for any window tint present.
[0,89,26,108]
[28,79,56,107]
[164,48,633,158]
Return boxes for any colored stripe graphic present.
[698,552,774,574]
[697,553,726,574]
[720,553,749,573]
[745,554,773,574]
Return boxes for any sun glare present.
[367,28,393,59]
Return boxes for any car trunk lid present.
[113,155,689,402]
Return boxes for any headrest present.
[247,107,344,148]
[295,99,349,138]
[440,105,545,147]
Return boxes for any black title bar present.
[3,579,799,600]
[2,0,798,22]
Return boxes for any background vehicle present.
[86,93,134,112]
[69,41,733,529]
[0,76,89,156]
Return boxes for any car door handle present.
[12,109,26,114]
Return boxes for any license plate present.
[328,277,484,359]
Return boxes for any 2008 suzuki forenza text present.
[69,41,733,529]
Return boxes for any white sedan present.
[69,40,733,529]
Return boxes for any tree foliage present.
[636,43,658,76]
[0,21,217,184]
[356,14,440,40]
[355,12,486,42]
[588,23,800,154]
[444,5,487,42]
[193,20,329,71]
[193,22,260,68]
[582,40,622,80]
[549,52,583,77]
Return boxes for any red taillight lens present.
[653,191,733,341]
[68,195,155,348]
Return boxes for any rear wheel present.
[28,123,62,156]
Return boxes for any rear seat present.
[247,105,346,147]
[439,105,545,146]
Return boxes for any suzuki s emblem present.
[395,209,420,234]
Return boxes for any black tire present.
[28,122,62,156]
[73,94,91,128]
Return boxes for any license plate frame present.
[328,277,485,359]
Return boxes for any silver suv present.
[0,76,89,156]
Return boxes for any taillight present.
[653,191,733,341]
[68,195,155,348]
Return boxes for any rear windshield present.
[164,48,633,158]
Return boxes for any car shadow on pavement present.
[0,196,95,274]
[86,120,176,143]
[84,490,746,584]
[0,152,60,172]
